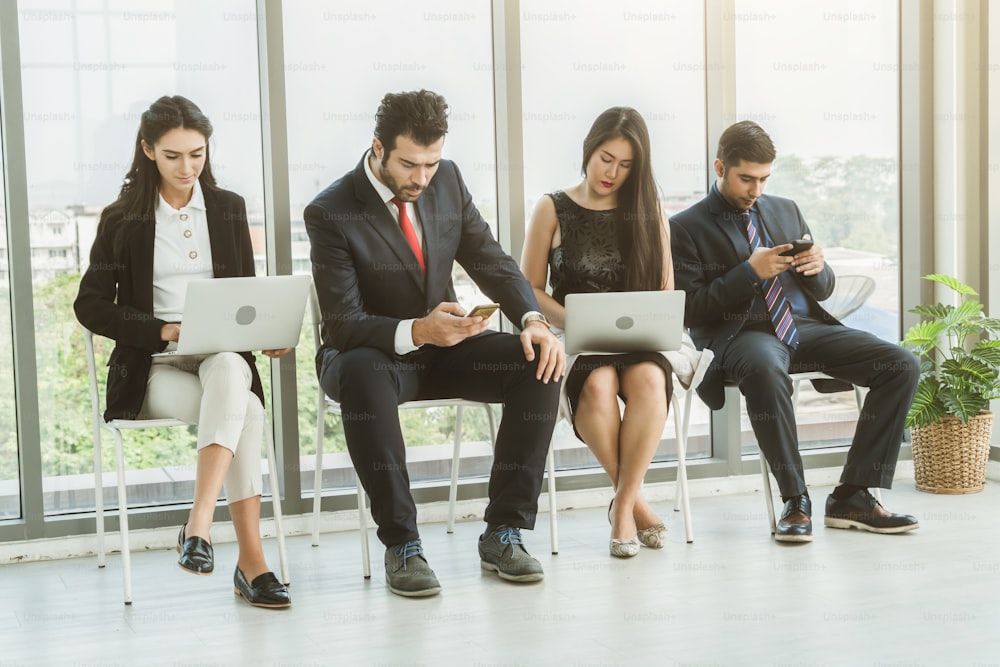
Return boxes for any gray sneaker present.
[384,540,441,597]
[478,525,544,583]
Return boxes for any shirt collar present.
[156,179,206,215]
[363,150,397,206]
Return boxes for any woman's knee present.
[578,366,619,406]
[621,362,668,398]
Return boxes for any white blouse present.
[151,181,214,322]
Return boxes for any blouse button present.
[183,229,192,238]
[179,214,189,221]
[189,251,198,260]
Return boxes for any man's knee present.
[879,346,921,387]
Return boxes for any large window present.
[283,0,499,495]
[734,0,900,451]
[520,0,712,466]
[0,113,17,519]
[18,1,267,514]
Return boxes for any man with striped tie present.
[669,121,919,543]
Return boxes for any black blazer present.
[304,154,539,371]
[670,192,845,409]
[74,186,263,420]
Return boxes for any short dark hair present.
[716,120,776,169]
[373,90,449,156]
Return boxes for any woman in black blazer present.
[75,96,290,608]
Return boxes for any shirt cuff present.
[521,310,542,328]
[740,261,762,288]
[394,319,420,355]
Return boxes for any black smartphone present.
[780,239,814,256]
[466,303,500,319]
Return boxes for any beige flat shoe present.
[637,523,667,549]
[610,536,640,558]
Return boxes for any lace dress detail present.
[547,190,626,304]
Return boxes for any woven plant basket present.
[911,412,993,494]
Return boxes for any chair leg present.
[112,429,132,605]
[312,398,326,547]
[759,450,777,535]
[546,444,558,554]
[94,427,106,569]
[355,472,371,579]
[672,389,694,543]
[791,378,801,412]
[446,406,464,533]
[263,422,289,586]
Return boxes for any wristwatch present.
[522,313,552,330]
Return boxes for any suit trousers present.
[139,352,265,503]
[320,332,562,547]
[721,317,919,499]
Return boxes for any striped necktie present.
[741,210,799,348]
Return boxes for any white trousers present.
[139,352,264,503]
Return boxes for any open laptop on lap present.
[152,275,312,357]
[564,290,685,355]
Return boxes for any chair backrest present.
[821,274,876,321]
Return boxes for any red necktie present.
[391,197,425,275]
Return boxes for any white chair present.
[308,288,559,578]
[84,329,289,605]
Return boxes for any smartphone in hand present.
[466,303,500,319]
[780,239,814,256]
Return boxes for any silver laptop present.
[153,275,312,357]
[564,291,685,355]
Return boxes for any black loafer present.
[775,494,813,543]
[824,489,919,534]
[176,523,214,575]
[234,567,291,609]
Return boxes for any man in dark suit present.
[669,121,919,542]
[305,90,564,597]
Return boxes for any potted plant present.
[903,274,1000,493]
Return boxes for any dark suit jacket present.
[304,154,538,370]
[74,186,263,420]
[670,191,845,409]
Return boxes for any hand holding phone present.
[780,239,814,257]
[466,303,500,319]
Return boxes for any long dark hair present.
[104,95,217,247]
[582,107,664,291]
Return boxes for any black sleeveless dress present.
[546,190,673,416]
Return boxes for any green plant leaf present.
[970,343,1000,366]
[903,319,945,348]
[941,357,996,387]
[924,273,978,296]
[978,318,1000,333]
[910,303,951,319]
[938,389,987,425]
[906,377,947,428]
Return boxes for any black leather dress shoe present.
[176,523,214,575]
[234,567,291,609]
[824,488,919,534]
[775,494,813,542]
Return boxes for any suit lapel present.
[352,163,425,293]
[203,188,237,278]
[708,195,751,262]
[414,188,441,306]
